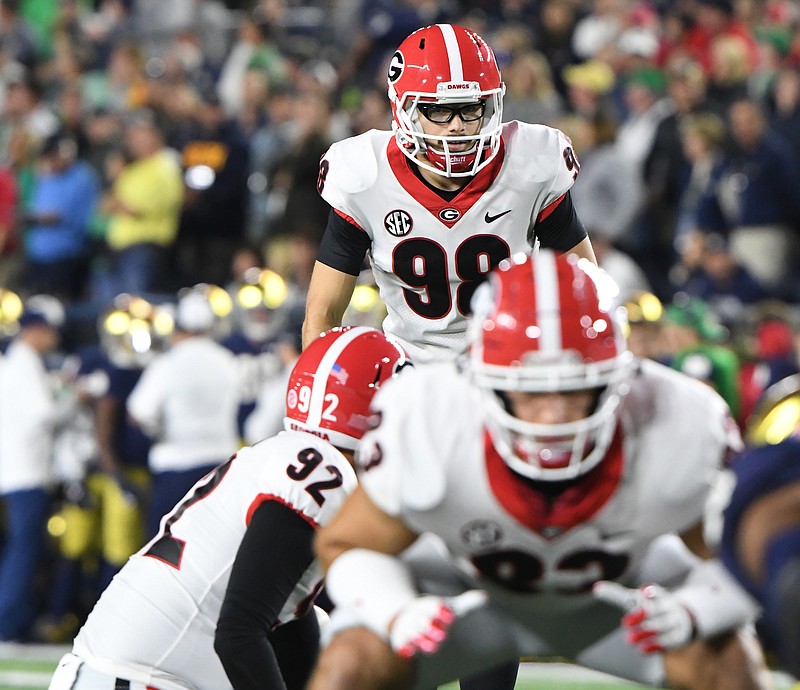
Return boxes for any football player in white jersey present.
[48,327,407,690]
[302,23,596,364]
[306,251,772,690]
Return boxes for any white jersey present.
[71,431,357,690]
[319,123,577,363]
[357,359,740,598]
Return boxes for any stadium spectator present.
[641,58,713,298]
[695,98,800,297]
[176,89,250,287]
[216,9,289,118]
[530,0,580,98]
[81,105,123,181]
[307,251,769,690]
[612,67,672,279]
[565,113,641,241]
[737,308,800,429]
[85,40,147,114]
[662,293,742,421]
[98,108,183,300]
[663,0,758,82]
[245,85,295,245]
[48,327,406,690]
[127,284,240,538]
[0,0,38,69]
[23,130,100,300]
[303,24,596,364]
[561,112,649,301]
[266,89,334,251]
[678,232,767,323]
[768,67,800,159]
[561,58,617,120]
[0,70,59,150]
[0,159,20,288]
[673,111,727,260]
[571,0,629,62]
[0,297,71,642]
[333,0,457,91]
[501,49,564,126]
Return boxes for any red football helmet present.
[387,23,505,178]
[284,327,408,450]
[467,251,634,481]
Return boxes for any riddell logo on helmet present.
[288,421,330,441]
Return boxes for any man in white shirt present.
[127,286,241,538]
[0,300,68,640]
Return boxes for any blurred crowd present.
[1,0,800,646]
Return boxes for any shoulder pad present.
[501,122,576,196]
[321,131,383,196]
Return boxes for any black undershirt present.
[215,500,320,690]
[316,178,587,277]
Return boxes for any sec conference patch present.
[385,209,413,236]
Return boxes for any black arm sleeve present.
[532,191,588,252]
[215,500,317,690]
[316,209,371,276]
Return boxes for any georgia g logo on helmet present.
[388,50,404,83]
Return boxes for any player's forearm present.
[325,548,419,639]
[302,310,342,350]
[215,628,287,690]
[303,263,359,348]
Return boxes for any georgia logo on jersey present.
[384,209,413,237]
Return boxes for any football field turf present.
[1,644,796,690]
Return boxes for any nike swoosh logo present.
[484,209,512,223]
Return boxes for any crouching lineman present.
[308,251,772,690]
[48,326,408,690]
[710,374,800,678]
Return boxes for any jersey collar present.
[483,426,624,538]
[387,137,506,229]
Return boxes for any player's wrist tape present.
[326,548,419,639]
[672,560,761,638]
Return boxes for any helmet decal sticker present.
[388,51,404,83]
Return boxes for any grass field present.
[1,643,796,690]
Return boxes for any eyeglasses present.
[417,102,486,124]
